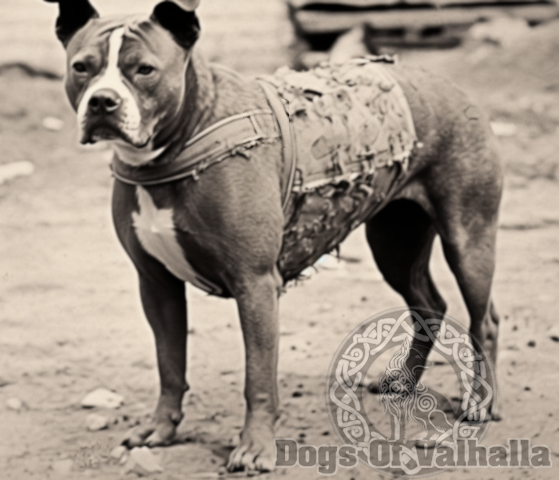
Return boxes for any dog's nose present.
[88,89,122,115]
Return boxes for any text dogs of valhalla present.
[46,0,502,472]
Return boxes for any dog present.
[46,0,502,472]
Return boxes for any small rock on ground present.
[123,447,163,475]
[6,397,24,411]
[110,445,127,460]
[86,413,109,431]
[0,161,35,186]
[42,116,64,131]
[81,388,124,409]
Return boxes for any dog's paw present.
[226,424,275,473]
[122,421,176,448]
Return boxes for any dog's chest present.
[132,187,222,295]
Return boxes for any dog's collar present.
[111,108,277,185]
[111,79,296,212]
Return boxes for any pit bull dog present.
[46,0,502,472]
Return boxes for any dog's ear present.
[151,1,201,50]
[44,0,99,45]
[171,0,201,10]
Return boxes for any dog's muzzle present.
[81,88,130,144]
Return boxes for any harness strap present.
[111,109,279,186]
[257,79,297,213]
[111,82,297,214]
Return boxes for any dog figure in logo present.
[379,337,456,446]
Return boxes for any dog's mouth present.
[81,120,122,144]
[81,121,149,148]
[89,125,120,142]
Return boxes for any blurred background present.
[0,1,558,479]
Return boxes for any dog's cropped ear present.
[44,0,99,46]
[151,1,201,50]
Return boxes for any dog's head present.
[46,0,201,165]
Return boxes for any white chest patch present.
[132,187,223,295]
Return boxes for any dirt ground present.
[0,1,558,479]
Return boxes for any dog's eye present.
[137,65,155,75]
[72,62,87,73]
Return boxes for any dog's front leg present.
[227,270,282,472]
[124,270,188,447]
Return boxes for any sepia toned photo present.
[0,0,557,478]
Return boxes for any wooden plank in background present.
[289,0,555,7]
[293,4,559,33]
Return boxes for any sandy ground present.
[0,1,558,479]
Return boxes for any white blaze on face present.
[77,27,142,144]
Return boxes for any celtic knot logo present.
[326,307,495,477]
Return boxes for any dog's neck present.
[114,49,217,168]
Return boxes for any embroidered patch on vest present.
[262,57,417,191]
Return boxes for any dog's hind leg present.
[438,209,500,420]
[423,130,503,420]
[366,199,447,389]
